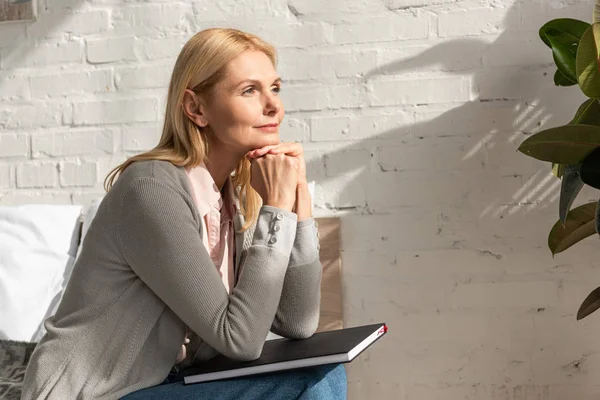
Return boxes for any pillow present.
[0,205,82,342]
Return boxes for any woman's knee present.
[299,364,347,400]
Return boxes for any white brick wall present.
[1,0,599,398]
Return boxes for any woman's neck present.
[204,144,244,191]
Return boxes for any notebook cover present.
[182,323,387,378]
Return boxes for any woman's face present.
[200,50,284,154]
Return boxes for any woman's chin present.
[252,136,280,149]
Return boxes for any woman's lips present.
[255,124,279,132]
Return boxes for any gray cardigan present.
[21,160,322,400]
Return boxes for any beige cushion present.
[315,217,343,333]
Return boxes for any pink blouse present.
[184,162,237,294]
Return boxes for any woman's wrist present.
[295,183,312,222]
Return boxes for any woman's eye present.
[243,87,256,95]
[272,86,281,94]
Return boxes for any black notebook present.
[183,322,387,385]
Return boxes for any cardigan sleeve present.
[118,177,297,361]
[270,218,323,339]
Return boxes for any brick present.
[341,250,397,278]
[135,36,187,61]
[375,40,487,75]
[545,1,592,24]
[73,97,158,126]
[27,10,109,38]
[281,86,328,112]
[0,134,28,158]
[0,75,30,101]
[0,103,66,130]
[86,37,135,64]
[341,212,457,252]
[385,0,456,9]
[451,281,558,308]
[71,191,106,208]
[406,383,491,399]
[483,33,550,67]
[30,70,112,98]
[16,162,58,188]
[477,66,555,100]
[393,248,505,281]
[45,0,86,11]
[549,385,600,400]
[32,129,117,157]
[368,77,469,106]
[279,117,309,142]
[329,84,364,109]
[344,274,454,314]
[278,50,378,80]
[315,175,366,210]
[324,149,371,176]
[282,84,363,112]
[412,102,519,137]
[254,23,330,48]
[121,124,162,151]
[368,311,534,345]
[59,160,97,187]
[287,0,385,15]
[362,170,471,209]
[96,155,128,185]
[376,136,487,172]
[112,4,187,32]
[438,6,511,37]
[115,64,172,90]
[310,112,413,142]
[0,42,82,68]
[0,165,12,189]
[303,150,326,181]
[334,13,429,44]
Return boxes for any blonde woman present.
[21,28,347,399]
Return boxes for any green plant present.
[517,1,600,320]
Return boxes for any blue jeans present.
[121,363,347,400]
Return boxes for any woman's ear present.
[182,89,208,128]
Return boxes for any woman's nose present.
[264,93,280,115]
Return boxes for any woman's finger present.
[268,143,302,156]
[247,145,277,159]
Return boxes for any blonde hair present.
[103,28,278,232]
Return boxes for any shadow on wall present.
[0,0,86,76]
[304,1,589,225]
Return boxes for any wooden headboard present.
[314,217,343,333]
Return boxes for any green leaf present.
[577,285,600,320]
[576,23,600,98]
[554,69,577,86]
[518,124,600,164]
[548,201,597,255]
[552,163,565,178]
[569,98,600,126]
[539,18,590,49]
[548,35,578,82]
[559,164,585,225]
[581,147,600,189]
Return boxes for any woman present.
[21,28,347,399]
